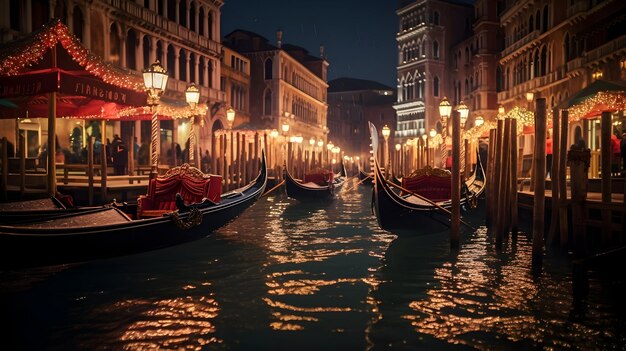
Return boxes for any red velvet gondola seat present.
[137,164,222,218]
[303,168,334,186]
[401,166,451,202]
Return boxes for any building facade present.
[497,0,626,160]
[327,77,396,169]
[223,30,329,165]
[0,0,228,165]
[394,0,473,145]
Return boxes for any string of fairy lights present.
[0,19,144,91]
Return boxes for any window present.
[433,41,439,58]
[434,11,439,25]
[433,76,439,97]
[264,58,273,80]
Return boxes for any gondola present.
[284,163,346,201]
[0,152,268,268]
[357,167,373,186]
[369,123,485,236]
[0,196,105,225]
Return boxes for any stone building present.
[223,29,329,166]
[0,0,229,166]
[394,0,473,145]
[327,77,396,169]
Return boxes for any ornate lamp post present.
[381,125,391,176]
[439,97,452,168]
[143,60,169,179]
[185,83,200,168]
[526,91,534,110]
[429,128,437,168]
[475,115,484,127]
[226,107,236,129]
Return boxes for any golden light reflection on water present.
[389,227,607,350]
[261,180,393,332]
[95,296,222,351]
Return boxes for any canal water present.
[1,178,625,350]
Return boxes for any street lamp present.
[475,115,484,127]
[185,83,200,168]
[226,107,236,129]
[526,91,534,110]
[457,101,469,129]
[143,60,169,178]
[439,97,452,168]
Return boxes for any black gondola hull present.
[0,155,268,268]
[283,168,335,201]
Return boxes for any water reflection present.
[2,178,625,350]
[369,225,625,350]
[258,179,393,332]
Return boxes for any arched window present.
[528,16,534,33]
[190,53,196,83]
[464,78,469,95]
[9,0,21,31]
[54,0,67,23]
[142,35,151,68]
[109,23,121,65]
[167,44,175,76]
[433,41,439,58]
[199,7,205,36]
[189,2,196,31]
[126,29,137,70]
[31,0,49,32]
[156,40,164,63]
[157,0,163,16]
[208,59,213,88]
[208,11,214,40]
[179,0,187,27]
[264,89,272,116]
[542,5,548,33]
[540,46,547,76]
[199,58,206,86]
[264,58,273,80]
[144,0,150,8]
[465,47,470,63]
[433,76,439,97]
[179,49,187,81]
[167,0,176,22]
[535,10,540,31]
[72,6,84,42]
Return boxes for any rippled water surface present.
[2,178,625,350]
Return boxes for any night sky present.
[220,0,400,88]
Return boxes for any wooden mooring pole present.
[451,110,461,249]
[510,117,519,236]
[558,110,569,246]
[568,141,590,258]
[532,98,547,268]
[600,111,612,244]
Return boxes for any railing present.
[102,0,220,54]
[585,35,626,64]
[502,31,539,58]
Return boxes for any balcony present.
[585,34,626,64]
[502,31,539,58]
[102,0,220,55]
[567,1,589,19]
